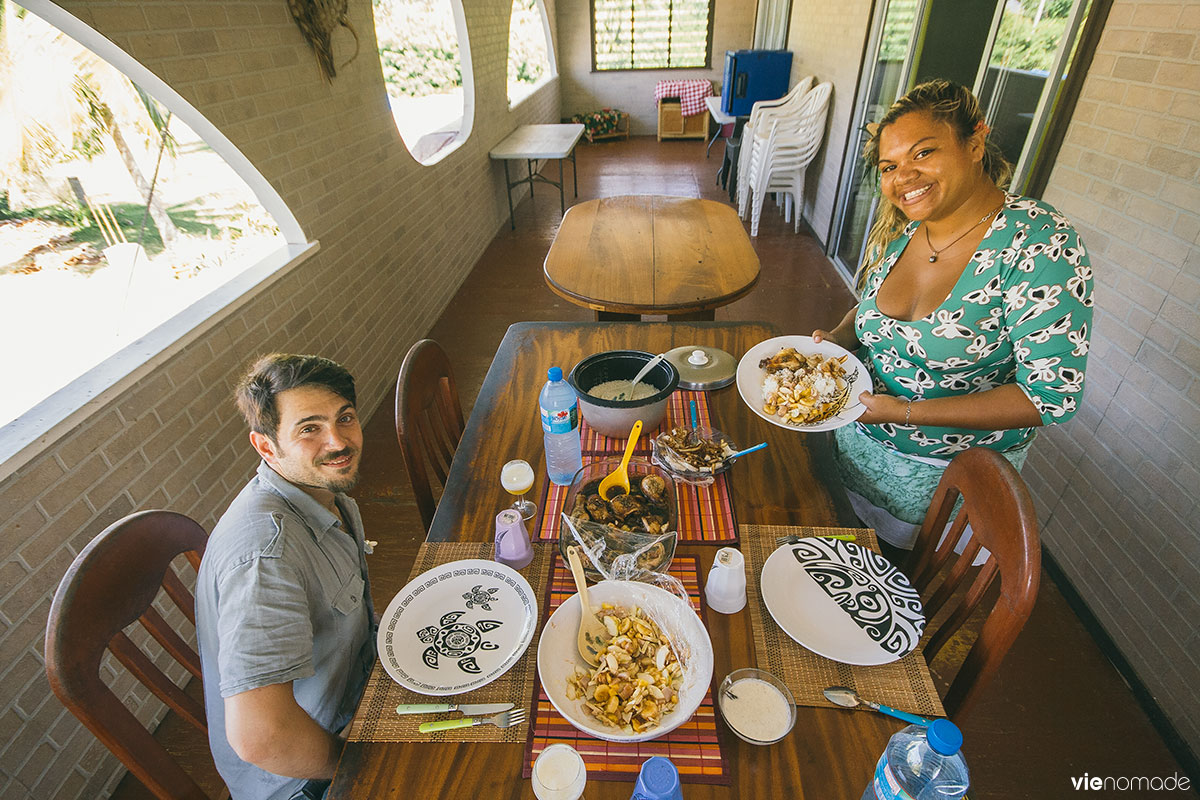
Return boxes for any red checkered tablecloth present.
[654,79,713,117]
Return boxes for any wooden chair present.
[46,510,219,800]
[907,447,1041,719]
[395,339,466,531]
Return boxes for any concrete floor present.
[114,136,1189,799]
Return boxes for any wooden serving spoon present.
[566,545,608,667]
[598,419,642,500]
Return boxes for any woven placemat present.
[742,524,945,718]
[347,541,553,743]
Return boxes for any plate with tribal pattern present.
[760,539,925,665]
[377,559,537,695]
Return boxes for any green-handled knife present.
[396,702,513,716]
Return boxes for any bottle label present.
[870,754,915,800]
[540,403,578,434]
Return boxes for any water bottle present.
[861,720,969,800]
[539,367,583,485]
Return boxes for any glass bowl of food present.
[717,667,796,745]
[651,425,739,485]
[559,457,677,581]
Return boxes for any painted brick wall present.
[556,0,755,134]
[1027,0,1200,754]
[784,0,874,246]
[0,1,561,797]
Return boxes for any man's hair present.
[235,354,357,440]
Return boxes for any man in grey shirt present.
[196,354,375,800]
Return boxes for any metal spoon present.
[823,686,931,726]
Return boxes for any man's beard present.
[315,448,360,493]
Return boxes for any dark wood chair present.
[908,447,1041,719]
[395,339,466,531]
[46,510,219,800]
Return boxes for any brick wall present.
[556,0,754,134]
[784,0,873,244]
[1023,0,1200,754]
[0,1,560,797]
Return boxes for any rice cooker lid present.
[664,346,736,391]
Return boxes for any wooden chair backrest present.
[394,339,466,531]
[45,510,214,800]
[907,447,1041,719]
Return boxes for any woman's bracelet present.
[905,398,914,425]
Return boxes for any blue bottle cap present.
[633,756,681,800]
[548,366,563,382]
[926,719,963,755]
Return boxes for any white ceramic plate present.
[760,539,925,666]
[537,580,713,743]
[377,559,537,696]
[736,335,871,432]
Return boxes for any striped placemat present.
[522,555,730,785]
[534,391,738,544]
[347,542,553,743]
[741,525,945,717]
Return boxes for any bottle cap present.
[632,756,681,800]
[548,366,563,382]
[926,719,963,755]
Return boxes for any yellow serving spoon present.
[597,419,642,500]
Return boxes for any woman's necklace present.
[923,202,1005,263]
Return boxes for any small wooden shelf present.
[657,100,708,141]
[589,111,630,142]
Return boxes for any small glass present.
[532,743,587,800]
[501,458,536,520]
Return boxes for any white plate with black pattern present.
[377,559,537,695]
[760,539,925,665]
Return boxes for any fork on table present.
[775,533,857,547]
[417,708,527,734]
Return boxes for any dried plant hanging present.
[287,0,360,81]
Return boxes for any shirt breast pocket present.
[329,571,365,617]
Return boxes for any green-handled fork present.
[776,533,857,546]
[417,707,527,734]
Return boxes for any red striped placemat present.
[522,555,729,784]
[535,391,737,544]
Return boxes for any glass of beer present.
[501,458,537,521]
[531,743,587,800]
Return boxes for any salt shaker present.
[704,546,746,614]
[494,509,533,569]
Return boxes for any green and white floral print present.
[853,194,1093,459]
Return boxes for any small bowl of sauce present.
[717,668,796,745]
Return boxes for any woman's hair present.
[855,79,1013,292]
[235,353,357,440]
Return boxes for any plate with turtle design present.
[761,539,925,665]
[377,559,537,695]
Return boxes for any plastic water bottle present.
[861,720,969,800]
[539,366,583,485]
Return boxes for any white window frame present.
[507,0,558,110]
[0,1,317,482]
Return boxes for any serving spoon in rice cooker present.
[630,352,666,391]
[598,419,643,500]
[566,545,608,666]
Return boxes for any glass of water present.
[532,743,586,800]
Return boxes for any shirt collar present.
[255,460,344,538]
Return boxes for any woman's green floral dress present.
[835,194,1093,531]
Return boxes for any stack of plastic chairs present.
[744,82,833,237]
[734,75,814,218]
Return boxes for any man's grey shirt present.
[196,461,375,800]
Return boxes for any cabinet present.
[657,100,709,141]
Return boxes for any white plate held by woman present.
[760,539,925,666]
[736,335,872,432]
[377,559,537,695]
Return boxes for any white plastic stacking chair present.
[746,82,832,237]
[735,76,814,215]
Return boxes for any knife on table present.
[395,702,514,716]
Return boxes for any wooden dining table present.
[543,197,760,321]
[328,321,903,799]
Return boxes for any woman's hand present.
[812,307,861,352]
[855,391,908,425]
